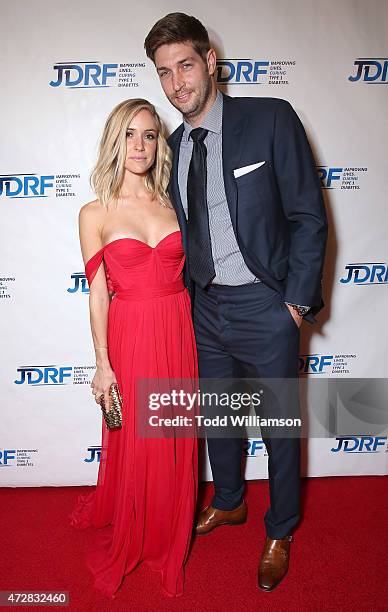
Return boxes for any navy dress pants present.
[193,281,301,539]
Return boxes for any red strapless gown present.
[69,230,198,599]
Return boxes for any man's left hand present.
[285,304,303,327]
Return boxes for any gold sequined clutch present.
[100,383,123,429]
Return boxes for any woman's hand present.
[91,366,117,413]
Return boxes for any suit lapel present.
[168,125,193,293]
[168,124,188,252]
[221,93,249,232]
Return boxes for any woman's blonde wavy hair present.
[91,98,172,208]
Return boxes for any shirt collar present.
[182,90,223,142]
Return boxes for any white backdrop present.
[1,0,388,486]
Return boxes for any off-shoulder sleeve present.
[85,248,114,293]
[85,249,104,288]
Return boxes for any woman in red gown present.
[69,99,198,599]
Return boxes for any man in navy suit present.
[145,13,327,591]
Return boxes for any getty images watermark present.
[136,377,388,439]
[147,388,301,429]
[136,378,302,438]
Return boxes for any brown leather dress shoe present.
[195,500,247,535]
[258,535,293,591]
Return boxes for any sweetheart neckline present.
[86,230,182,267]
[102,229,181,251]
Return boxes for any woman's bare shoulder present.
[78,200,107,263]
[79,199,107,226]
[79,199,104,217]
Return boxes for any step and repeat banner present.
[1,0,387,486]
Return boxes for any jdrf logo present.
[299,354,333,374]
[0,450,16,466]
[68,273,89,294]
[0,174,54,198]
[50,62,118,88]
[84,446,101,463]
[349,58,388,83]
[340,263,388,285]
[216,59,269,84]
[331,436,387,453]
[243,439,266,456]
[317,167,343,189]
[14,366,73,385]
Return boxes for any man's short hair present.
[144,12,210,63]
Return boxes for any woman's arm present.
[79,202,116,412]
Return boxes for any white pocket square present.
[233,161,265,178]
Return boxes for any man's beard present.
[170,75,213,121]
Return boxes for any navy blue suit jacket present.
[167,93,328,321]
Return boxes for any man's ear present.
[206,48,217,76]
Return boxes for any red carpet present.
[1,477,387,611]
